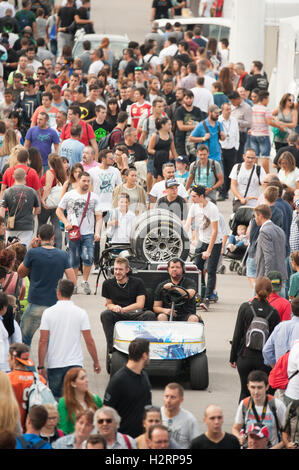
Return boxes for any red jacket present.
[267,292,292,322]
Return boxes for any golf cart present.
[107,265,209,391]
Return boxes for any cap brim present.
[15,357,34,367]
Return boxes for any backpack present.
[192,158,218,186]
[242,394,281,444]
[98,128,121,151]
[27,372,56,411]
[283,399,299,443]
[18,436,47,450]
[236,162,261,185]
[268,351,299,390]
[245,301,274,351]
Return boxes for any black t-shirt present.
[121,98,134,112]
[92,119,113,142]
[102,275,146,307]
[154,275,197,317]
[15,92,39,124]
[176,53,193,65]
[58,6,77,27]
[244,74,269,93]
[174,105,205,151]
[162,90,176,107]
[104,366,152,438]
[119,141,148,162]
[72,100,96,121]
[189,433,240,449]
[157,195,188,221]
[124,59,138,77]
[152,0,173,19]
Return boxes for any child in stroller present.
[226,224,249,252]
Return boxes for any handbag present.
[45,182,63,209]
[7,191,24,230]
[68,192,91,242]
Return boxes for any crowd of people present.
[0,0,299,452]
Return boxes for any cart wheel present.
[242,266,247,276]
[229,261,235,271]
[237,266,243,276]
[234,263,240,272]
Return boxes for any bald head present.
[203,404,224,434]
[204,404,223,418]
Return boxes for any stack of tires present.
[130,209,190,264]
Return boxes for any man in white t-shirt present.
[149,162,188,208]
[56,172,102,294]
[184,184,222,311]
[161,383,200,449]
[191,76,214,113]
[88,49,104,75]
[232,370,286,449]
[38,279,101,399]
[230,148,266,210]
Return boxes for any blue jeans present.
[20,303,48,347]
[47,365,81,400]
[194,242,222,299]
[68,233,94,269]
[250,135,271,157]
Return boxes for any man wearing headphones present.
[153,258,201,322]
[100,257,156,354]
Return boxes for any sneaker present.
[92,265,100,274]
[200,298,210,311]
[209,292,218,302]
[81,281,91,295]
[73,286,78,295]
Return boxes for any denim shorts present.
[246,256,257,278]
[250,135,271,158]
[68,233,94,268]
[147,157,154,176]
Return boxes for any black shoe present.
[200,298,210,311]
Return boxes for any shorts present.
[147,157,154,176]
[68,233,94,268]
[246,256,256,278]
[249,135,271,158]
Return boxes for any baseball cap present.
[176,155,189,164]
[247,423,269,439]
[267,270,282,291]
[11,343,34,367]
[166,178,179,188]
[21,77,35,86]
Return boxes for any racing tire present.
[131,213,190,263]
[189,352,209,390]
[110,350,128,376]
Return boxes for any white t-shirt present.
[88,60,104,75]
[88,166,122,212]
[286,340,299,400]
[188,200,221,244]
[58,190,102,235]
[234,397,286,446]
[150,180,188,201]
[107,208,135,243]
[161,407,200,449]
[40,300,90,368]
[278,168,299,190]
[190,86,214,113]
[229,163,266,207]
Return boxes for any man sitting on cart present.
[153,258,202,322]
[100,257,156,353]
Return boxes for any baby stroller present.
[219,205,254,276]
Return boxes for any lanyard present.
[249,396,268,424]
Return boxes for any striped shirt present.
[251,104,272,136]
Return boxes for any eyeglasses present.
[97,418,113,424]
[37,72,45,76]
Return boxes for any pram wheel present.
[237,266,243,276]
[242,266,247,276]
[234,262,240,272]
[229,261,236,271]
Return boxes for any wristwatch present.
[37,366,45,370]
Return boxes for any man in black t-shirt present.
[244,60,269,97]
[121,127,148,164]
[56,0,77,56]
[123,48,138,80]
[189,405,240,449]
[101,257,156,353]
[153,258,200,322]
[92,105,113,143]
[157,179,188,222]
[174,89,206,156]
[72,85,96,122]
[151,0,174,20]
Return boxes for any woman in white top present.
[278,151,299,191]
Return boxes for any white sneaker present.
[92,266,100,274]
[81,281,91,295]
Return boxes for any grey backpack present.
[245,302,274,351]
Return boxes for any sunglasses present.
[97,418,112,424]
